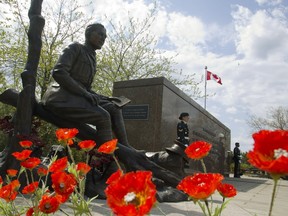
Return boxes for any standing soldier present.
[233,142,241,178]
[177,112,190,147]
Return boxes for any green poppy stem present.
[86,154,90,167]
[59,208,70,216]
[268,177,279,216]
[204,200,212,216]
[11,202,20,215]
[201,159,207,173]
[24,169,29,185]
[197,200,208,216]
[29,169,35,183]
[219,197,225,216]
[113,154,124,173]
[80,154,91,196]
[67,144,75,164]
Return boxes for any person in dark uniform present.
[42,23,130,148]
[233,142,241,178]
[177,112,190,146]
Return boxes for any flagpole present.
[204,66,207,109]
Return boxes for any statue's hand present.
[85,92,99,106]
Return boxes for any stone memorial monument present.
[113,77,231,175]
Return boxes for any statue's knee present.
[103,110,111,120]
[94,111,112,128]
[110,108,123,119]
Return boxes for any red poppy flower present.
[78,140,96,151]
[217,183,237,198]
[55,193,70,203]
[51,171,77,196]
[0,180,20,202]
[38,194,61,214]
[76,162,91,177]
[49,157,68,173]
[177,173,224,200]
[19,140,33,148]
[55,128,79,145]
[12,149,32,161]
[98,139,118,154]
[7,169,18,177]
[105,170,157,216]
[20,157,41,170]
[37,167,48,176]
[247,130,288,177]
[185,141,212,160]
[22,181,39,194]
[26,207,35,216]
[106,169,123,185]
[0,185,17,202]
[10,179,20,191]
[0,176,3,185]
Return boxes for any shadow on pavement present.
[152,202,203,216]
[224,176,269,192]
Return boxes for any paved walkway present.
[52,175,287,216]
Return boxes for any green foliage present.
[240,152,249,165]
[36,120,58,156]
[0,0,94,98]
[0,131,9,152]
[0,0,94,152]
[0,22,27,91]
[32,120,85,162]
[95,6,202,98]
[0,105,15,151]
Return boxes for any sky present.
[87,0,288,152]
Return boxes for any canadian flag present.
[207,71,222,85]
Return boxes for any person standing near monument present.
[233,142,241,178]
[176,112,190,146]
[42,23,130,148]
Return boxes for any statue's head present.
[85,23,107,50]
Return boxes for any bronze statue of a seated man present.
[39,23,186,202]
[42,23,130,148]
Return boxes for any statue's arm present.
[88,89,108,100]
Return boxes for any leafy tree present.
[247,106,288,132]
[0,21,18,134]
[95,6,202,98]
[0,0,94,98]
[0,0,95,152]
[0,21,27,91]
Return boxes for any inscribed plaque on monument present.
[122,105,149,120]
